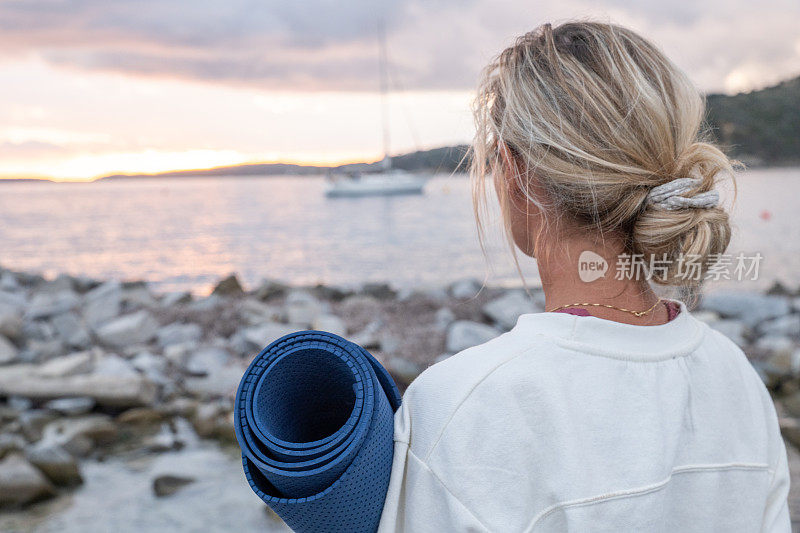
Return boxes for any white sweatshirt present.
[377,302,791,532]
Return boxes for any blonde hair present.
[471,21,736,288]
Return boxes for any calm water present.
[0,169,798,294]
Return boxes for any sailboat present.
[324,24,427,198]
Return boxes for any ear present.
[496,142,523,199]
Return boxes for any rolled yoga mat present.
[234,330,402,533]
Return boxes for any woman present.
[378,21,790,532]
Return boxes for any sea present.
[0,168,798,295]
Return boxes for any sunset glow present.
[0,0,798,181]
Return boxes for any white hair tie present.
[646,177,719,210]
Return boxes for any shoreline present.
[1,266,800,525]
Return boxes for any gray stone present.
[45,397,96,416]
[483,290,541,330]
[755,335,795,359]
[449,278,482,299]
[446,320,502,353]
[22,338,65,362]
[131,351,168,383]
[163,341,197,368]
[254,279,289,300]
[379,332,401,355]
[187,294,222,313]
[238,298,281,325]
[184,365,243,398]
[0,434,26,460]
[18,410,58,442]
[0,364,157,408]
[25,442,82,486]
[95,310,159,348]
[0,272,20,292]
[93,354,138,378]
[700,292,791,328]
[185,347,229,376]
[0,335,18,365]
[27,290,80,320]
[51,312,91,349]
[153,474,195,497]
[387,357,423,385]
[435,308,456,329]
[349,320,382,349]
[161,291,192,307]
[40,415,118,457]
[211,274,244,297]
[0,453,55,507]
[706,319,748,347]
[0,291,26,314]
[144,426,184,453]
[0,308,22,340]
[36,350,95,378]
[83,281,123,328]
[241,323,297,351]
[757,314,800,338]
[157,322,202,348]
[285,290,324,327]
[312,314,347,337]
[122,285,158,309]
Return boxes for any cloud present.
[0,0,798,92]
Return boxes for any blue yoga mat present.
[234,330,402,533]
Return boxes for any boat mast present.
[378,21,391,171]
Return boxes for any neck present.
[537,236,667,325]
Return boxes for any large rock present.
[700,292,791,328]
[0,335,18,365]
[51,312,91,349]
[157,322,202,348]
[211,274,244,297]
[0,453,55,507]
[36,350,95,378]
[0,364,157,408]
[25,442,82,487]
[95,310,159,348]
[83,281,123,329]
[446,320,502,353]
[27,290,80,320]
[483,290,541,330]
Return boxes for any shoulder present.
[398,315,561,457]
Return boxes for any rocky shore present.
[0,266,799,528]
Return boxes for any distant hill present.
[92,74,800,181]
[100,144,470,181]
[706,75,800,165]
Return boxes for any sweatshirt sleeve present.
[762,434,791,533]
[377,400,489,533]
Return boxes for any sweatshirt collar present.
[513,300,705,361]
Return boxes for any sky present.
[1,0,799,181]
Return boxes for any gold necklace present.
[548,298,663,318]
